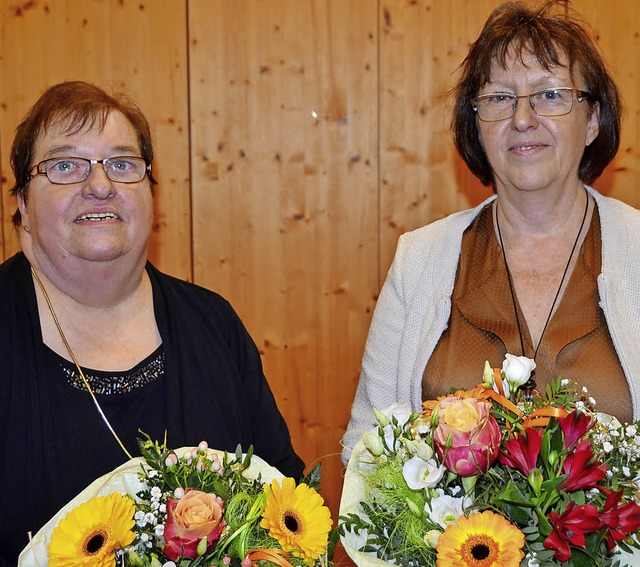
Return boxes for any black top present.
[0,253,304,565]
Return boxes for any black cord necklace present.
[495,187,589,398]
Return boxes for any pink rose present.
[164,489,226,560]
[433,397,501,477]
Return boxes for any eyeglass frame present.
[28,156,152,185]
[470,87,591,122]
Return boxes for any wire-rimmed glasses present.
[30,156,151,185]
[471,87,591,122]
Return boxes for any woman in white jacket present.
[343,0,640,462]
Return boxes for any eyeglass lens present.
[474,89,577,121]
[41,157,147,184]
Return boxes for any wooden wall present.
[1,0,638,554]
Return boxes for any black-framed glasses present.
[30,156,151,185]
[471,87,591,122]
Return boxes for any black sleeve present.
[225,303,305,479]
[149,265,306,480]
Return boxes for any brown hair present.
[451,0,621,187]
[10,81,156,227]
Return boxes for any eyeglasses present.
[471,87,591,122]
[30,156,151,185]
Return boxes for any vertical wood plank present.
[572,0,640,207]
[0,3,638,559]
[188,0,379,517]
[378,0,501,277]
[0,0,191,279]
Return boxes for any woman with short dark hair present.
[344,0,640,463]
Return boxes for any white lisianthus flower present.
[376,402,413,449]
[482,360,494,388]
[408,440,434,461]
[426,493,471,529]
[500,354,536,398]
[362,431,385,457]
[424,529,441,548]
[378,402,413,425]
[403,456,445,489]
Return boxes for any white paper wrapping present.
[339,440,393,567]
[18,448,284,566]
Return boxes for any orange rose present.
[432,397,501,477]
[164,489,226,560]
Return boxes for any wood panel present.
[0,2,639,562]
[188,0,379,520]
[378,0,497,276]
[0,0,191,279]
[573,0,640,207]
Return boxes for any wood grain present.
[0,1,638,554]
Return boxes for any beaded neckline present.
[52,346,165,395]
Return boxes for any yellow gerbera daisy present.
[260,477,332,562]
[48,492,136,567]
[436,510,524,567]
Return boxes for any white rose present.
[378,402,413,426]
[500,354,536,398]
[403,456,445,490]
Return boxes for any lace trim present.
[61,350,165,395]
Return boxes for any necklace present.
[31,266,133,460]
[495,187,589,398]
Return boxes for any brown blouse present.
[423,203,632,423]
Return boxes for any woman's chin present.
[67,243,141,265]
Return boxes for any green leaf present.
[535,508,553,537]
[301,462,322,490]
[496,479,535,507]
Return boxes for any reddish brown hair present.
[10,81,156,227]
[451,0,621,187]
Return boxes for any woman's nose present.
[81,163,116,198]
[511,96,539,130]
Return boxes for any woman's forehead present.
[35,111,138,154]
[485,47,578,86]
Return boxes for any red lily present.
[498,428,542,475]
[558,410,593,450]
[544,502,602,561]
[600,490,640,551]
[560,440,607,492]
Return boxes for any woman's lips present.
[74,212,121,222]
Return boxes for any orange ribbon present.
[488,369,569,433]
[521,406,569,429]
[246,548,294,566]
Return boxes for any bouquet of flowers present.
[19,435,333,567]
[339,355,640,567]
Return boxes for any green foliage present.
[129,434,332,567]
[340,376,640,566]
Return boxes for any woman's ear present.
[585,101,600,146]
[17,192,30,231]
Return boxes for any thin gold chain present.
[30,266,133,460]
